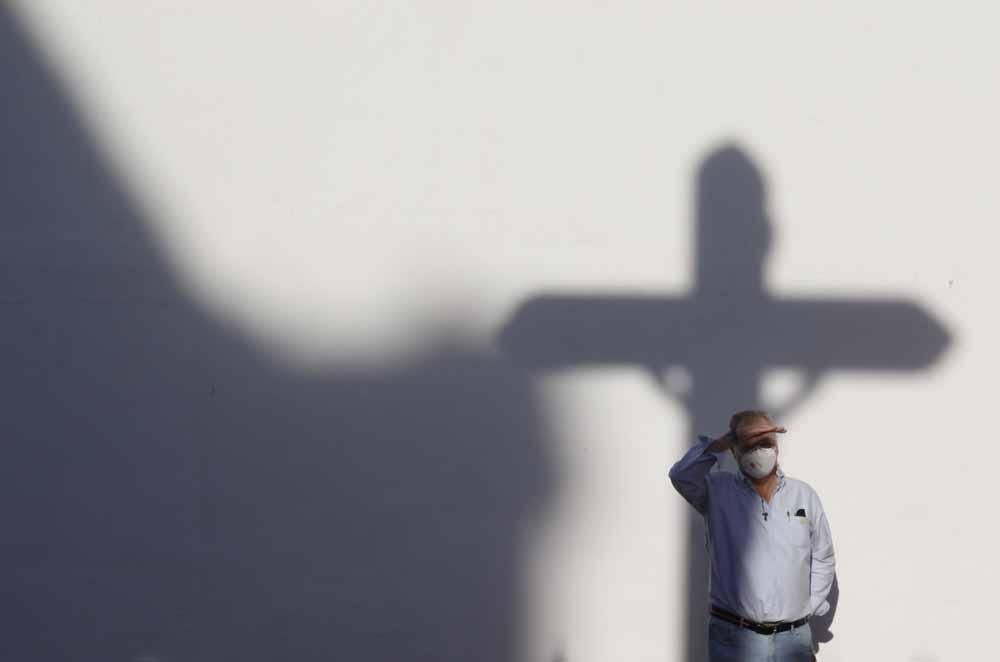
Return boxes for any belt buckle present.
[761,621,780,634]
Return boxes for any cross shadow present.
[499,145,951,659]
[1,7,555,661]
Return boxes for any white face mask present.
[736,446,777,480]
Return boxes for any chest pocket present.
[783,511,812,550]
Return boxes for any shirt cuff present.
[697,434,728,455]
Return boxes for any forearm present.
[809,512,836,616]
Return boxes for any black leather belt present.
[710,605,809,635]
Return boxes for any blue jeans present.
[708,615,815,661]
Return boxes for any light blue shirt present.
[669,436,835,623]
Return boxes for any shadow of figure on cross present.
[499,143,950,661]
[0,7,556,660]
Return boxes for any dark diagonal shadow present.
[1,8,555,661]
[499,145,951,660]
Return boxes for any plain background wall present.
[4,3,997,661]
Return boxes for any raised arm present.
[668,433,732,514]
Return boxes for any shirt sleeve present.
[668,435,719,515]
[808,496,836,617]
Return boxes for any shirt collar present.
[736,466,786,493]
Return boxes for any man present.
[669,410,835,661]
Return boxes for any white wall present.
[7,2,997,661]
